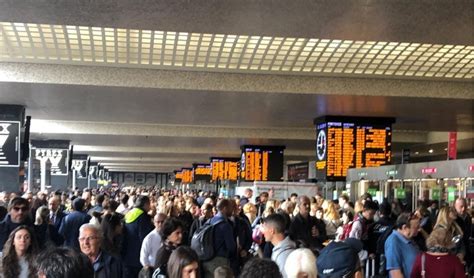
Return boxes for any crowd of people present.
[0,187,471,278]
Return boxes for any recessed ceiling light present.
[428,149,434,153]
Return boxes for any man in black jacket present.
[289,195,326,252]
[0,197,34,251]
[79,223,123,278]
[455,198,472,273]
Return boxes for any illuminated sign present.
[181,168,193,184]
[210,158,240,181]
[174,170,183,182]
[315,116,395,181]
[421,167,437,175]
[193,164,212,182]
[240,145,285,182]
[469,165,474,172]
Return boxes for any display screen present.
[288,162,309,181]
[240,145,285,182]
[181,168,193,184]
[315,116,394,181]
[193,164,212,182]
[211,158,240,181]
[174,171,183,182]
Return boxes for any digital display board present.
[315,116,395,181]
[193,164,212,182]
[288,162,309,181]
[181,168,193,184]
[240,145,285,182]
[211,157,240,182]
[174,170,183,182]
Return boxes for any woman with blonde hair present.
[324,201,342,239]
[433,206,465,260]
[284,248,317,278]
[243,203,257,224]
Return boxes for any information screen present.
[240,145,285,182]
[181,168,193,184]
[315,116,394,181]
[174,171,183,182]
[193,164,212,182]
[211,158,240,181]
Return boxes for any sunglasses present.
[12,206,28,212]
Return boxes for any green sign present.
[447,187,456,202]
[367,188,378,196]
[431,188,441,200]
[394,188,406,199]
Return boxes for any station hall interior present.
[0,1,473,194]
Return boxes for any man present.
[455,198,472,270]
[349,200,378,250]
[37,247,94,278]
[256,191,269,217]
[262,213,296,277]
[88,193,106,215]
[121,195,154,278]
[317,238,364,278]
[48,196,65,232]
[79,224,122,278]
[240,188,253,207]
[59,198,92,250]
[289,195,326,250]
[189,203,214,242]
[203,198,237,278]
[0,197,33,250]
[338,194,350,212]
[384,212,420,278]
[140,213,167,268]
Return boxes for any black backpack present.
[375,224,394,276]
[190,219,224,261]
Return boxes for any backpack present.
[190,219,224,261]
[375,224,394,277]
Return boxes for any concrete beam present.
[1,63,473,99]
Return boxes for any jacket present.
[271,236,296,277]
[209,212,237,258]
[289,213,326,250]
[59,210,92,250]
[93,251,123,278]
[121,208,154,267]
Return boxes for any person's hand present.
[311,226,319,237]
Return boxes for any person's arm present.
[389,269,405,278]
[140,234,151,267]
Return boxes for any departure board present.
[315,116,395,181]
[181,168,193,184]
[240,145,285,182]
[174,170,183,182]
[210,158,240,181]
[193,164,212,182]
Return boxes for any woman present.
[34,205,62,249]
[154,217,184,276]
[284,248,317,278]
[100,213,123,257]
[324,201,342,239]
[243,203,257,224]
[1,225,39,278]
[433,206,465,260]
[410,228,465,278]
[167,246,200,278]
[336,210,354,241]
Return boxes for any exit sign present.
[422,167,437,174]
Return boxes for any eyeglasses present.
[78,236,99,242]
[12,206,28,212]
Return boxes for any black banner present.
[72,154,88,178]
[0,121,20,167]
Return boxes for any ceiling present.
[0,1,473,173]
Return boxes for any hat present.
[317,240,360,278]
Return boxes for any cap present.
[317,240,360,278]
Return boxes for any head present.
[8,197,30,223]
[134,195,151,212]
[240,258,282,278]
[36,247,94,278]
[426,228,455,252]
[361,201,378,221]
[290,193,298,203]
[395,212,420,239]
[259,192,269,204]
[214,265,234,278]
[48,196,60,213]
[315,207,324,220]
[338,194,349,208]
[285,248,317,278]
[342,210,354,224]
[262,213,286,244]
[78,224,102,259]
[154,213,167,231]
[378,202,391,217]
[72,198,86,212]
[244,188,253,199]
[455,198,467,216]
[216,199,234,218]
[297,196,311,217]
[167,246,199,278]
[160,217,184,246]
[324,201,339,221]
[5,225,38,257]
[100,213,123,241]
[200,203,213,219]
[436,206,457,227]
[35,205,50,225]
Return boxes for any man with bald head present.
[140,213,167,269]
[79,224,122,278]
[455,198,472,272]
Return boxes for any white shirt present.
[140,229,162,267]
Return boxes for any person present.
[349,200,378,250]
[100,213,123,257]
[323,201,342,240]
[59,198,92,250]
[284,248,317,278]
[48,196,65,233]
[189,203,213,243]
[256,192,269,217]
[0,197,33,251]
[454,198,472,269]
[336,210,354,241]
[167,246,200,278]
[214,265,234,278]
[317,238,363,278]
[34,205,63,248]
[116,194,130,215]
[1,225,39,278]
[140,213,167,269]
[154,217,184,277]
[410,228,465,278]
[262,213,296,277]
[202,199,237,278]
[338,194,350,213]
[240,258,282,278]
[36,246,94,278]
[243,203,257,225]
[88,193,105,215]
[78,224,123,278]
[384,212,420,278]
[121,195,154,278]
[433,206,465,261]
[289,196,326,252]
[240,188,253,208]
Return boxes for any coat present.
[121,208,154,268]
[59,210,91,250]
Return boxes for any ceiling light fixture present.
[428,149,434,153]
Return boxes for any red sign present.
[469,165,474,172]
[422,167,437,174]
[448,132,457,160]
